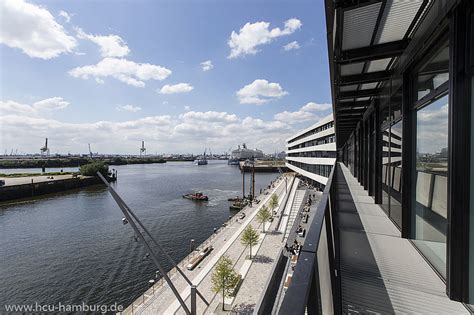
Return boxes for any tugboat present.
[183,192,209,201]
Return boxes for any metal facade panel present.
[342,2,382,50]
[360,82,379,90]
[367,58,392,72]
[340,84,358,92]
[341,62,365,75]
[375,0,424,45]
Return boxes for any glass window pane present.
[413,94,449,278]
[389,120,402,227]
[416,42,449,101]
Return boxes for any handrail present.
[278,165,336,314]
[275,175,296,232]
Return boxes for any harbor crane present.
[140,141,146,157]
[40,138,49,157]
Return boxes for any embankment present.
[0,176,102,202]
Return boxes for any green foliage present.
[79,161,109,177]
[211,256,240,310]
[240,225,259,259]
[269,193,279,212]
[256,205,272,232]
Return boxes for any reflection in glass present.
[413,94,449,278]
[389,121,402,227]
[381,126,390,214]
[416,43,449,101]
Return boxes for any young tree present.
[268,193,279,217]
[211,256,240,311]
[241,225,259,259]
[256,205,272,233]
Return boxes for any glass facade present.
[413,94,449,277]
[333,0,473,307]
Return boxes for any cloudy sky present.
[0,0,332,155]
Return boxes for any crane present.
[140,141,146,157]
[40,138,49,157]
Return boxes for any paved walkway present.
[0,174,79,186]
[337,163,468,314]
[126,174,291,315]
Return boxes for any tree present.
[79,161,109,177]
[268,193,279,217]
[256,205,272,233]
[241,225,259,259]
[211,256,240,311]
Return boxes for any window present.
[413,94,449,278]
[410,36,449,278]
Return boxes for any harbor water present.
[0,161,278,310]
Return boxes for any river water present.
[0,161,277,311]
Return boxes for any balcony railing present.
[278,165,339,314]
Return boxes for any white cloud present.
[0,97,69,116]
[33,97,70,110]
[283,41,300,51]
[1,101,300,154]
[159,83,194,94]
[236,79,288,105]
[0,0,77,59]
[228,18,302,58]
[69,57,172,87]
[274,102,332,124]
[274,110,315,123]
[116,104,141,112]
[58,10,71,23]
[95,78,105,84]
[184,105,190,111]
[181,111,239,123]
[301,102,332,112]
[76,28,130,57]
[200,60,213,71]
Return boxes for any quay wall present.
[0,176,102,202]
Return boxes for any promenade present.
[123,174,293,315]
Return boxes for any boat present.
[230,200,246,211]
[183,192,209,201]
[194,149,208,165]
[227,196,243,202]
[228,143,264,165]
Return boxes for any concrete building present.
[285,114,336,189]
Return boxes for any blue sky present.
[0,0,332,155]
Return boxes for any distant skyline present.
[0,0,332,155]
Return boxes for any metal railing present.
[278,165,339,314]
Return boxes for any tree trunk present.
[249,246,252,259]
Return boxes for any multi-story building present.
[276,0,474,314]
[285,114,336,189]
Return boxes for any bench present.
[186,246,213,270]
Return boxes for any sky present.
[0,0,333,155]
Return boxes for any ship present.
[228,143,264,165]
[194,149,208,165]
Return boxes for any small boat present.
[228,196,243,202]
[183,192,209,201]
[230,201,246,211]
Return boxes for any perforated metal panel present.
[342,2,382,50]
[367,58,391,72]
[340,84,358,92]
[360,82,378,90]
[341,62,365,76]
[375,0,424,44]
